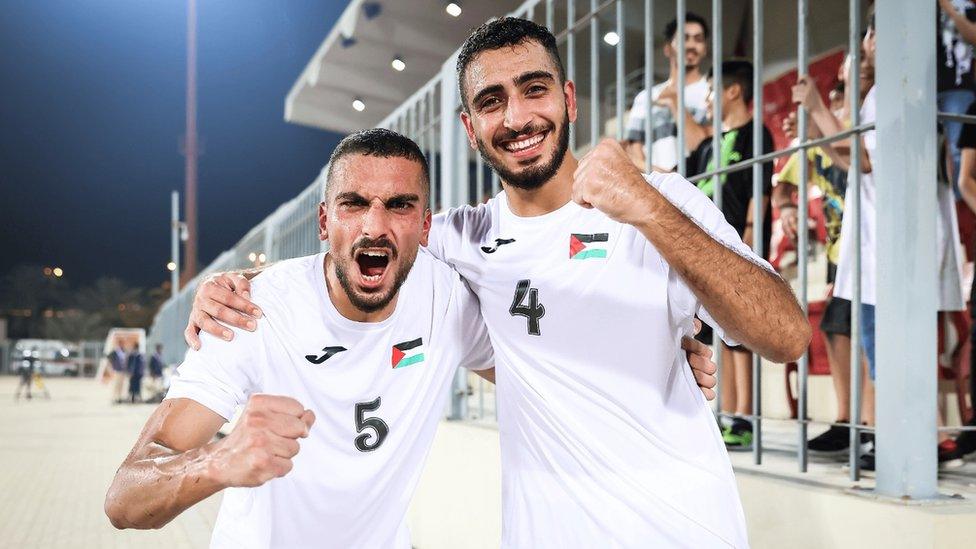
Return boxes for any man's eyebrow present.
[514,70,555,87]
[335,192,368,202]
[385,193,421,204]
[471,83,504,107]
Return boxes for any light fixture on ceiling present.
[603,32,620,46]
[352,98,366,112]
[446,3,462,17]
[391,56,405,72]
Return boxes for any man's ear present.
[419,208,432,247]
[564,79,578,124]
[460,110,478,150]
[317,201,329,242]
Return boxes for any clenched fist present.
[573,138,655,226]
[210,394,315,488]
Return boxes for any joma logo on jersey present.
[305,346,347,364]
[391,338,424,369]
[569,233,609,260]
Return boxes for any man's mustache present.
[494,122,553,145]
[351,237,398,259]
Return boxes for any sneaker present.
[858,450,875,471]
[723,418,753,451]
[939,439,965,468]
[808,425,850,454]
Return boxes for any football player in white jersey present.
[183,19,810,548]
[105,130,496,548]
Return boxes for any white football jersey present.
[166,251,492,549]
[428,172,768,548]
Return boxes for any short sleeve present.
[646,172,777,345]
[165,327,264,421]
[451,277,494,371]
[625,89,648,142]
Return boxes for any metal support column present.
[711,0,724,419]
[170,190,181,298]
[568,0,576,150]
[751,0,764,466]
[615,0,625,140]
[643,0,654,168]
[847,0,864,481]
[874,0,938,499]
[590,0,600,147]
[676,1,686,175]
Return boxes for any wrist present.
[627,180,665,230]
[202,440,231,490]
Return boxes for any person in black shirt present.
[938,0,976,194]
[685,59,774,450]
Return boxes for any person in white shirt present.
[104,129,495,548]
[624,12,711,172]
[186,18,810,548]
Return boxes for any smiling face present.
[318,154,430,318]
[459,39,577,191]
[665,21,708,71]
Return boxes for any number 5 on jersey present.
[354,397,389,452]
[510,279,545,336]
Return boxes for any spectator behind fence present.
[938,0,976,193]
[623,12,710,173]
[774,50,876,455]
[684,59,773,450]
[127,343,144,404]
[796,15,966,469]
[952,99,976,458]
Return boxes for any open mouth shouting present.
[353,246,394,291]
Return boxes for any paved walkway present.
[0,376,219,548]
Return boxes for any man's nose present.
[504,95,533,133]
[361,201,390,239]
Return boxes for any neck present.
[323,254,397,323]
[668,61,702,84]
[722,102,752,131]
[501,152,579,216]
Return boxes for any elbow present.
[104,484,153,530]
[771,316,813,364]
[104,496,132,530]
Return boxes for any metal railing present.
[148,0,956,500]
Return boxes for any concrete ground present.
[0,375,219,548]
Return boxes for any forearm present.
[947,6,976,45]
[672,105,710,152]
[633,188,808,362]
[105,442,224,529]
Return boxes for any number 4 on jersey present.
[510,279,545,336]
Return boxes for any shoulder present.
[430,198,497,253]
[249,254,320,310]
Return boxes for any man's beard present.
[476,109,570,191]
[332,237,415,314]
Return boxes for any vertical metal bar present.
[874,0,938,499]
[568,0,577,150]
[590,0,600,148]
[615,0,625,140]
[711,0,724,418]
[848,0,863,481]
[676,1,686,175]
[751,0,763,466]
[644,0,654,168]
[795,0,810,473]
[170,190,180,297]
[479,376,485,419]
[439,56,457,233]
[546,0,554,31]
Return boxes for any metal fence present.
[149,0,955,499]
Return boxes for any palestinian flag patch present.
[569,233,609,260]
[391,337,424,369]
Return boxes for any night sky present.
[0,1,347,289]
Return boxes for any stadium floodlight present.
[258,253,267,264]
[53,267,64,278]
[392,56,406,72]
[603,32,620,46]
[446,3,462,17]
[248,252,257,262]
[167,261,177,272]
[353,98,366,112]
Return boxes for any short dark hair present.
[710,59,754,104]
[325,128,430,201]
[456,17,566,111]
[664,12,710,42]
